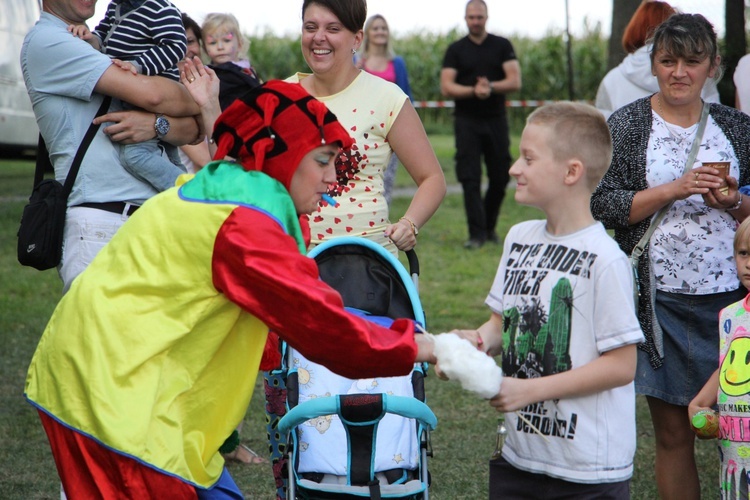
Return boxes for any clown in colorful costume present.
[25,81,433,497]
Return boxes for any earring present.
[352,48,356,55]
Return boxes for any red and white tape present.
[413,100,569,109]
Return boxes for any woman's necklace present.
[656,92,697,146]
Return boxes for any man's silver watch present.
[154,114,170,138]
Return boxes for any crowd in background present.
[18,0,750,498]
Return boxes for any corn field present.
[247,22,608,133]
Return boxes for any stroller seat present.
[279,390,436,499]
[278,237,435,499]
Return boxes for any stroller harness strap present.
[340,393,384,486]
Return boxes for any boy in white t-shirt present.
[454,102,644,498]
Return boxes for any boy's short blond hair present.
[201,13,247,58]
[735,217,750,254]
[526,102,613,189]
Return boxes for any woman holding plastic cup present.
[591,13,750,499]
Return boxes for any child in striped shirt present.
[70,0,189,192]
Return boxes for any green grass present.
[0,140,718,498]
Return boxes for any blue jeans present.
[120,139,186,192]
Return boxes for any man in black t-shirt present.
[440,0,522,249]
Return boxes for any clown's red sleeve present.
[211,206,417,379]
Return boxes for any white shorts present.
[58,206,132,293]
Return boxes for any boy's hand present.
[436,328,486,378]
[112,59,139,76]
[489,377,531,413]
[450,329,484,351]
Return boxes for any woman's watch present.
[154,114,170,138]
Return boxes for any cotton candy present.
[430,332,502,399]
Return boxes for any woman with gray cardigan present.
[591,13,750,499]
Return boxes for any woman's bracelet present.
[728,194,744,211]
[399,216,419,236]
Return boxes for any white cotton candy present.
[431,332,502,399]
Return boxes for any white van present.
[0,0,40,157]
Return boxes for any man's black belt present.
[74,202,140,216]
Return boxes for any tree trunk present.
[721,0,746,106]
[608,0,643,70]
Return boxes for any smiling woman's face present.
[301,3,361,77]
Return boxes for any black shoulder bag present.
[17,96,112,270]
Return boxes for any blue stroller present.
[278,237,436,499]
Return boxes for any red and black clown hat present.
[211,80,354,191]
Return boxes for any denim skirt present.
[635,288,746,406]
